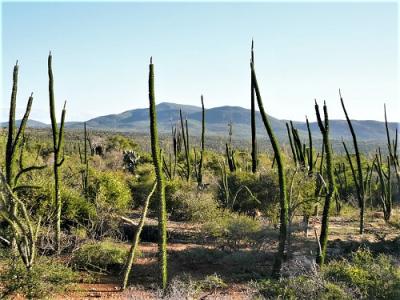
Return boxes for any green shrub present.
[323,249,400,299]
[105,135,137,152]
[71,239,129,274]
[217,170,279,213]
[61,187,96,226]
[198,274,227,290]
[88,170,132,211]
[254,276,350,300]
[165,179,219,222]
[129,163,155,208]
[203,213,264,249]
[0,256,78,299]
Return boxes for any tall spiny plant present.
[250,48,288,278]
[340,90,365,234]
[121,181,157,290]
[197,95,205,186]
[225,121,237,172]
[5,61,45,249]
[290,121,306,169]
[374,148,392,221]
[384,104,399,190]
[315,100,335,265]
[250,40,257,173]
[6,62,35,191]
[306,116,313,174]
[0,172,41,271]
[78,122,89,196]
[148,57,168,289]
[48,52,67,254]
[286,122,297,166]
[179,109,191,181]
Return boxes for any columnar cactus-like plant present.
[250,40,257,173]
[384,104,399,190]
[286,122,297,166]
[122,181,157,290]
[5,61,45,250]
[197,95,205,186]
[48,52,67,253]
[306,116,313,174]
[340,90,365,234]
[78,122,89,196]
[6,62,34,195]
[148,57,168,289]
[225,143,237,172]
[314,100,335,266]
[225,121,236,172]
[0,171,41,271]
[250,51,288,278]
[290,121,306,169]
[374,149,392,221]
[179,109,191,181]
[286,120,311,171]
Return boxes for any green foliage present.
[254,276,350,300]
[129,164,155,208]
[71,239,129,274]
[165,179,219,222]
[324,249,400,299]
[217,170,279,213]
[203,150,225,174]
[198,274,227,290]
[61,186,96,226]
[0,255,78,299]
[105,134,137,152]
[203,213,264,249]
[88,169,132,211]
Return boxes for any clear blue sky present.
[1,1,398,123]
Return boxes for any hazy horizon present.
[1,1,399,123]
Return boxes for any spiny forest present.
[0,46,399,299]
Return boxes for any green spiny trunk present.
[198,95,205,185]
[148,58,168,290]
[251,57,288,279]
[48,53,66,254]
[306,117,313,174]
[340,90,364,234]
[315,100,335,266]
[250,40,257,173]
[122,181,157,290]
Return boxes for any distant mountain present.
[2,102,398,142]
[0,119,48,129]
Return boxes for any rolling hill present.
[2,102,398,142]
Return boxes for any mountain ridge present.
[1,102,398,141]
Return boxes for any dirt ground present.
[51,209,399,299]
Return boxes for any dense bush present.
[217,170,279,213]
[87,169,132,211]
[0,255,78,299]
[61,187,96,227]
[324,249,400,299]
[254,249,400,300]
[105,134,137,152]
[165,179,219,222]
[203,213,265,249]
[128,162,155,208]
[254,276,350,300]
[71,239,129,274]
